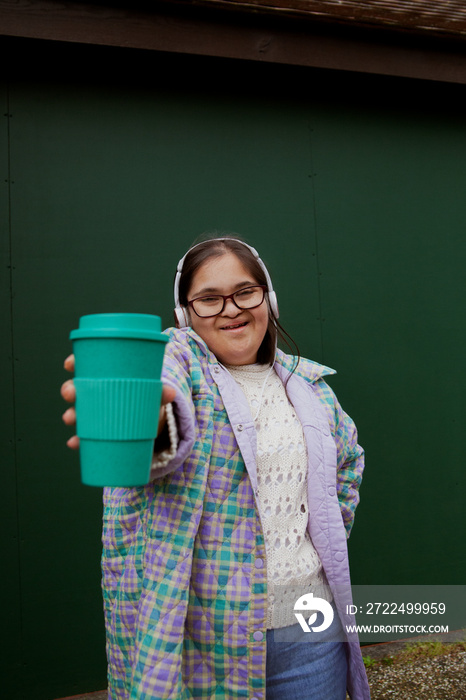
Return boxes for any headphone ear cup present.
[175,306,189,328]
[268,291,279,319]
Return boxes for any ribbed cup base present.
[74,378,162,440]
[79,438,154,487]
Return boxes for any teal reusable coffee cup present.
[70,313,169,487]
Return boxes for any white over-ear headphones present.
[174,238,279,328]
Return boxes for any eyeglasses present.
[187,285,267,318]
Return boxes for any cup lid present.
[70,313,169,342]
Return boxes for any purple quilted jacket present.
[101,327,370,699]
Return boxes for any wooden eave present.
[1,0,466,83]
[168,0,466,40]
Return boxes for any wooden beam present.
[1,0,466,83]
[173,0,466,38]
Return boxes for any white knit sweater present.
[225,363,332,628]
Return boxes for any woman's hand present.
[61,355,79,449]
[61,354,176,450]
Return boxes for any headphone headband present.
[174,238,279,328]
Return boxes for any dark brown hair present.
[177,234,300,367]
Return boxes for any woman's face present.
[187,252,270,365]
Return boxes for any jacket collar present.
[167,326,219,364]
[274,348,336,384]
[166,327,336,382]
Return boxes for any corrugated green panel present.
[0,86,22,698]
[7,42,321,699]
[309,82,466,584]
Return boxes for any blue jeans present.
[265,604,348,700]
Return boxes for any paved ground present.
[361,627,466,661]
[56,693,108,700]
[56,694,108,700]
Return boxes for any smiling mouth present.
[221,321,249,330]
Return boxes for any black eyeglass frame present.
[187,284,268,318]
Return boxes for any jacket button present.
[237,424,244,431]
[334,551,345,562]
[253,631,264,642]
[328,486,336,497]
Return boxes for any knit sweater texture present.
[225,363,332,628]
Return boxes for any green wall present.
[2,37,465,698]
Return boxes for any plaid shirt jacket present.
[102,327,370,700]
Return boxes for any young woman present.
[62,235,370,700]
